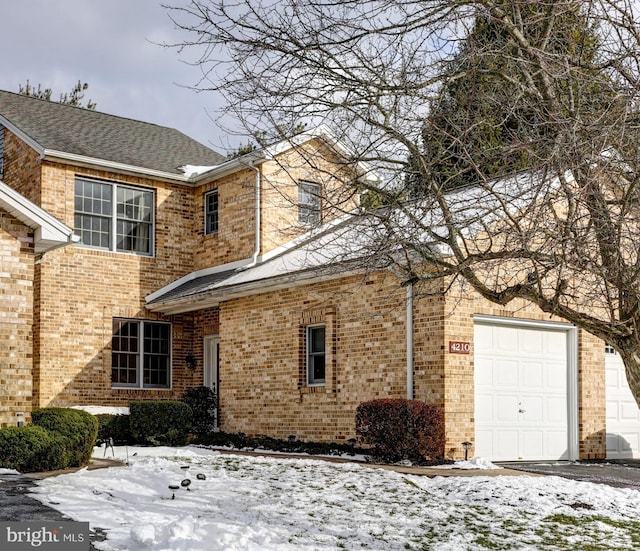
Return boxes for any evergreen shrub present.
[0,425,69,473]
[129,401,192,446]
[31,407,98,467]
[182,386,217,436]
[355,398,445,464]
[95,413,132,445]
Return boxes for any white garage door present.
[474,320,573,461]
[606,348,640,458]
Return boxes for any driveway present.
[0,467,111,550]
[500,459,640,491]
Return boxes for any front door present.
[204,335,220,427]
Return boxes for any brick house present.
[0,89,637,461]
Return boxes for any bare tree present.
[166,0,640,403]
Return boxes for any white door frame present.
[203,335,220,427]
[474,315,579,461]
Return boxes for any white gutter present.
[43,150,195,183]
[248,160,261,264]
[406,282,414,400]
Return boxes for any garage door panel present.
[521,431,544,458]
[606,350,640,458]
[621,401,640,421]
[496,431,519,458]
[495,326,519,352]
[496,360,519,386]
[519,397,543,423]
[475,430,494,458]
[475,394,493,422]
[474,324,493,352]
[543,396,565,422]
[496,395,519,423]
[475,322,569,461]
[546,331,567,355]
[546,432,569,459]
[475,358,494,385]
[545,363,567,391]
[522,361,543,388]
[521,330,544,354]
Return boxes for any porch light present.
[462,441,473,461]
[185,354,197,370]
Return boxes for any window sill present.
[300,385,326,394]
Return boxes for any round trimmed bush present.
[0,425,69,473]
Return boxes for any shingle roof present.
[0,90,225,176]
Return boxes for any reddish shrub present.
[355,398,444,464]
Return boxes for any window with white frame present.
[298,180,321,227]
[306,325,326,385]
[112,319,171,389]
[74,177,153,255]
[204,189,219,235]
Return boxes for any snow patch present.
[70,405,129,415]
[179,164,219,177]
[28,446,640,551]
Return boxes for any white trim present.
[145,258,254,304]
[0,179,78,253]
[473,315,579,461]
[45,150,194,183]
[306,324,326,387]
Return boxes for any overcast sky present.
[0,0,235,154]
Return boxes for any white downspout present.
[248,161,261,264]
[406,282,414,400]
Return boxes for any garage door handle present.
[518,408,526,413]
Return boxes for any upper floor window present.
[306,325,326,386]
[204,189,219,235]
[112,319,171,389]
[74,177,153,256]
[298,181,321,227]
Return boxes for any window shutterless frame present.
[204,189,219,235]
[74,176,154,256]
[112,319,172,390]
[306,324,326,386]
[298,180,321,227]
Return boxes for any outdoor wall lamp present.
[462,441,473,461]
[185,354,197,370]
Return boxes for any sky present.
[16,445,640,550]
[0,1,235,154]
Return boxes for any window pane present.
[116,187,153,254]
[298,181,321,226]
[310,326,325,353]
[307,325,326,385]
[111,320,139,386]
[74,179,112,248]
[143,322,170,388]
[205,190,218,234]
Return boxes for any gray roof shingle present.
[0,89,225,175]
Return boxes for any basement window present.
[112,319,171,389]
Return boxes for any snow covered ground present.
[28,446,640,550]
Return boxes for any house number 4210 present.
[449,341,471,354]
